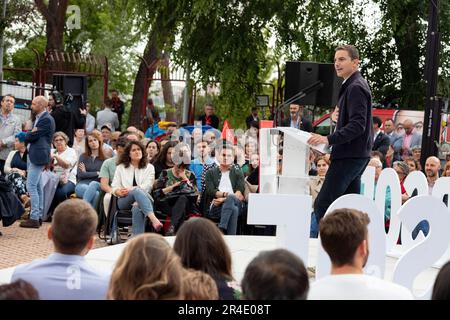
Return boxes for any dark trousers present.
[313,157,369,222]
[156,195,190,231]
[0,159,5,175]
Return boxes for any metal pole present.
[182,60,191,124]
[420,0,441,169]
[0,0,8,97]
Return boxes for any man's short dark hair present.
[335,45,360,60]
[2,94,15,102]
[205,103,214,108]
[251,107,257,112]
[385,119,394,124]
[116,136,128,148]
[104,98,112,108]
[111,89,119,93]
[373,116,382,128]
[319,208,370,267]
[241,249,309,300]
[52,199,98,254]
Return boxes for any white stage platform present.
[0,236,441,298]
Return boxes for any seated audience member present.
[146,139,160,163]
[49,132,78,213]
[443,161,450,177]
[411,145,421,163]
[309,156,330,207]
[241,249,309,300]
[405,156,421,172]
[107,233,183,300]
[4,133,29,205]
[308,208,414,300]
[432,260,450,300]
[75,133,105,204]
[100,124,113,146]
[153,159,199,236]
[111,141,162,235]
[152,140,178,179]
[190,140,215,190]
[92,129,113,158]
[393,161,410,204]
[0,280,39,300]
[204,143,245,235]
[72,128,86,158]
[174,218,240,300]
[11,199,110,299]
[98,136,128,216]
[182,269,219,300]
[246,153,259,187]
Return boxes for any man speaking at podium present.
[307,45,373,230]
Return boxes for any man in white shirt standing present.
[308,208,414,300]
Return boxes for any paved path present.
[0,221,107,269]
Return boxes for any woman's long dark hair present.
[154,141,178,167]
[118,141,148,169]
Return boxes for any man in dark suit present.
[246,107,260,129]
[20,96,56,228]
[308,45,372,227]
[198,103,220,129]
[372,116,390,158]
[281,103,313,132]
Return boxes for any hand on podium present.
[308,133,328,146]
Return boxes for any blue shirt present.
[11,253,110,300]
[190,157,215,190]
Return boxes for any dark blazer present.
[198,114,220,129]
[327,71,373,160]
[372,132,391,157]
[25,111,56,166]
[281,117,313,132]
[245,115,259,129]
[51,104,86,147]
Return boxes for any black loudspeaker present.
[52,74,87,109]
[284,61,343,107]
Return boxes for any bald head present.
[425,156,440,178]
[403,119,414,135]
[31,96,48,113]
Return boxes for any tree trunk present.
[129,34,159,128]
[387,1,425,110]
[161,52,176,122]
[35,0,68,51]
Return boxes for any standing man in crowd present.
[110,89,125,129]
[85,102,96,134]
[0,94,22,174]
[246,107,260,129]
[282,103,313,132]
[372,116,390,159]
[399,119,422,159]
[20,96,55,228]
[198,103,220,129]
[97,99,119,132]
[384,119,402,161]
[308,45,373,226]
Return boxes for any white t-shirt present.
[218,171,234,194]
[308,274,414,300]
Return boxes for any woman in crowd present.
[49,132,78,212]
[309,156,330,206]
[146,139,160,163]
[72,128,86,158]
[246,153,259,188]
[74,133,106,204]
[393,161,410,204]
[111,140,162,235]
[153,156,199,236]
[432,260,450,300]
[4,133,29,205]
[174,218,240,300]
[405,156,421,172]
[107,233,183,300]
[152,140,178,179]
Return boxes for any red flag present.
[221,119,235,144]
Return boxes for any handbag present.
[163,181,198,201]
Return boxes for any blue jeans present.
[314,157,370,222]
[82,181,101,208]
[27,159,45,221]
[412,220,429,239]
[310,212,319,238]
[117,188,154,236]
[218,194,242,235]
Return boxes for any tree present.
[34,0,69,51]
